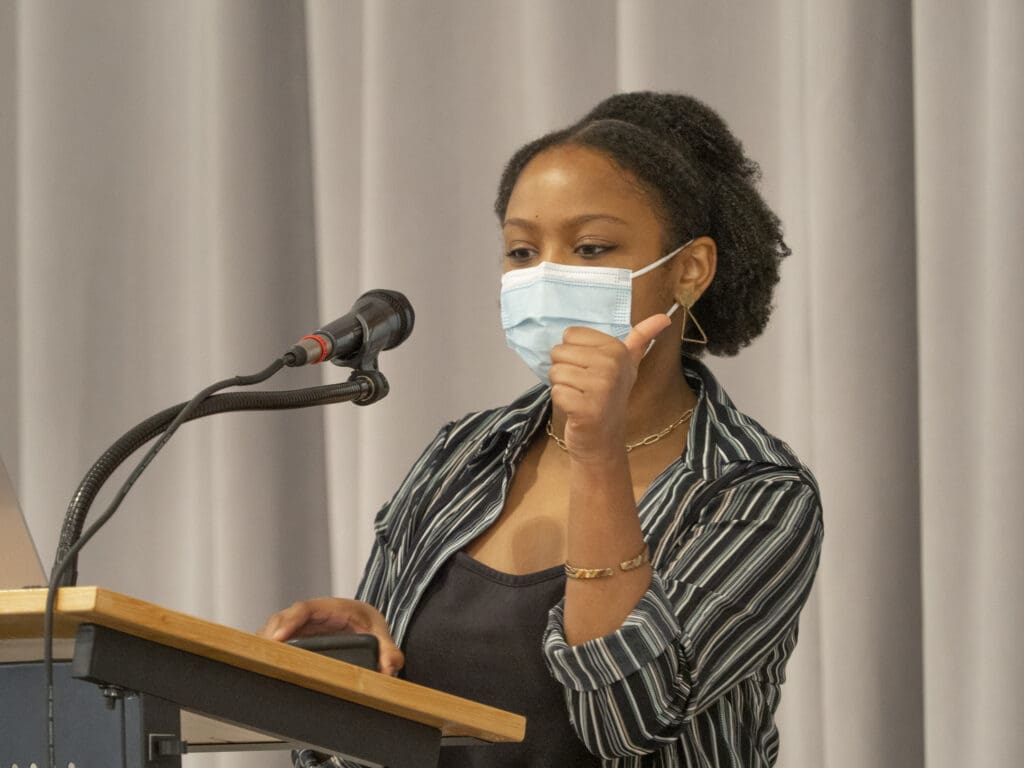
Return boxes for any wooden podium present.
[0,587,525,767]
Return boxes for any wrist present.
[567,444,630,471]
[556,420,629,467]
[568,452,634,511]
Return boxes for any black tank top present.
[401,551,601,767]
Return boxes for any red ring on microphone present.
[301,334,330,364]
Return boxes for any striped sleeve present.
[542,470,823,759]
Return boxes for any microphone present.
[285,289,415,369]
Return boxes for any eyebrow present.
[502,213,630,229]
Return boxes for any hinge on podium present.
[150,733,186,758]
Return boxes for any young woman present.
[261,91,823,767]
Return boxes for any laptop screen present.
[0,456,48,589]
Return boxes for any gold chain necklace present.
[545,408,694,454]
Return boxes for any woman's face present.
[502,144,681,326]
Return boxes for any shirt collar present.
[682,355,731,477]
[470,383,551,463]
[478,356,800,478]
[683,355,804,477]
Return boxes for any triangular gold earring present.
[681,304,708,345]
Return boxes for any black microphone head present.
[356,289,415,350]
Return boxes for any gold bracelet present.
[564,544,650,580]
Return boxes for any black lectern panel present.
[1,659,181,767]
[72,623,440,767]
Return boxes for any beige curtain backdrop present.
[1,1,1021,766]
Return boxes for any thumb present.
[623,313,673,365]
[378,640,405,676]
[363,608,405,675]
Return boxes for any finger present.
[550,341,624,369]
[363,609,406,676]
[562,325,617,346]
[548,370,589,399]
[553,333,637,376]
[550,342,592,367]
[267,599,354,641]
[259,603,312,641]
[377,639,406,676]
[257,613,279,639]
[549,361,615,398]
[549,383,590,417]
[622,314,673,364]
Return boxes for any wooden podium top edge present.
[0,587,524,743]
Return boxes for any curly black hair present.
[494,92,789,357]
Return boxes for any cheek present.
[630,279,678,324]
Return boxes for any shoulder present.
[678,358,821,525]
[438,383,550,454]
[684,357,814,477]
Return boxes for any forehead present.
[504,144,659,226]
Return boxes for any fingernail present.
[272,628,286,641]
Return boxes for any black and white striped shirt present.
[352,357,822,766]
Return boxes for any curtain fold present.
[914,2,1024,765]
[2,2,1020,766]
[800,2,924,766]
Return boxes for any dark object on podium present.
[288,633,380,670]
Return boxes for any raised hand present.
[549,313,673,463]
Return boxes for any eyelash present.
[504,247,536,263]
[576,243,613,258]
[503,243,617,262]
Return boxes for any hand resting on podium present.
[259,597,404,677]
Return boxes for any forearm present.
[563,453,651,645]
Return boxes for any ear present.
[674,236,717,306]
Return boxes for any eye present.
[575,242,615,259]
[504,246,538,265]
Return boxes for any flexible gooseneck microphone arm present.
[51,288,414,586]
[51,370,387,588]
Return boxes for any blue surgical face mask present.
[500,240,691,384]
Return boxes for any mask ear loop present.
[642,302,680,357]
[636,239,696,357]
[630,238,694,279]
